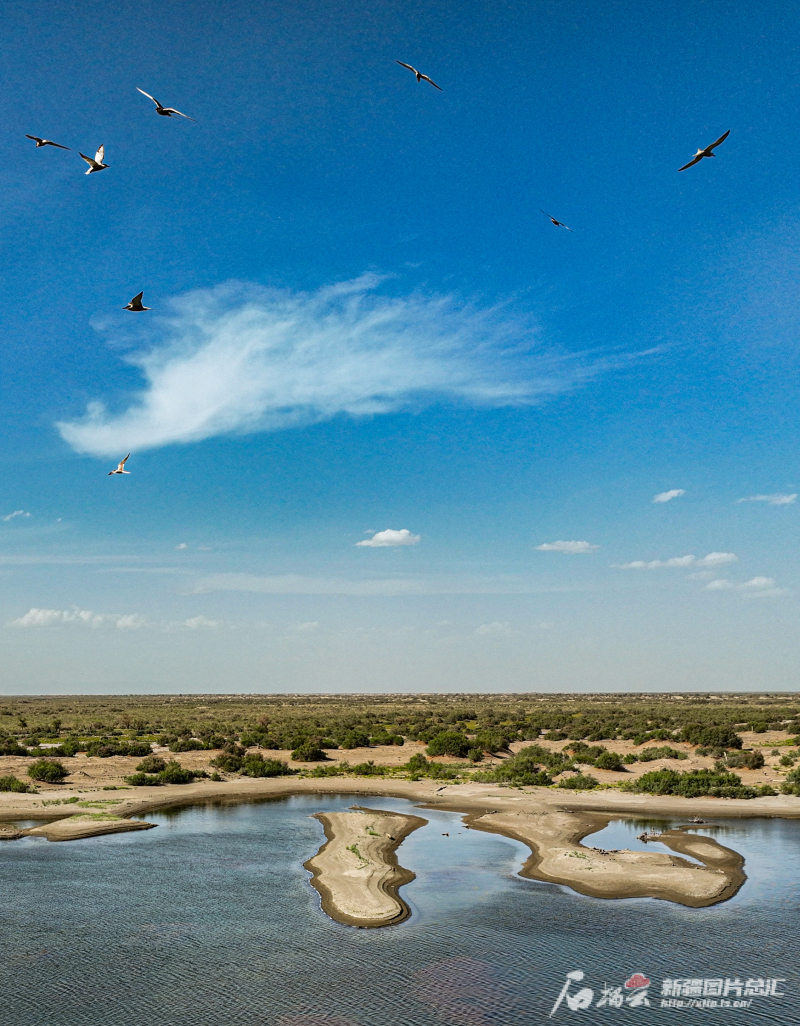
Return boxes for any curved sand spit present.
[466,809,745,907]
[304,807,427,927]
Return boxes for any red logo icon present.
[625,974,651,990]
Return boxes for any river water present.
[1,793,797,1024]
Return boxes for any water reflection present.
[0,793,797,1026]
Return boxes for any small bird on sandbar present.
[396,61,442,90]
[137,88,196,121]
[124,292,150,312]
[80,146,109,174]
[541,209,573,231]
[678,130,730,171]
[26,135,70,150]
[108,454,131,475]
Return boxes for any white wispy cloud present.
[180,615,221,629]
[475,621,514,635]
[356,528,421,548]
[193,572,589,596]
[7,607,146,628]
[2,510,30,522]
[536,540,599,554]
[57,275,627,456]
[705,576,790,599]
[653,489,685,503]
[175,542,188,550]
[736,493,797,506]
[614,552,737,569]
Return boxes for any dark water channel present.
[1,793,798,1025]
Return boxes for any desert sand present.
[304,807,427,926]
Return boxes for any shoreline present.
[304,807,427,927]
[1,777,795,906]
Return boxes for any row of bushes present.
[622,769,777,799]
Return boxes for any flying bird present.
[80,146,108,174]
[124,292,150,312]
[678,130,730,171]
[26,135,70,150]
[136,88,196,121]
[108,454,131,476]
[541,209,573,231]
[396,61,442,90]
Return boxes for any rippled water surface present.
[1,794,798,1025]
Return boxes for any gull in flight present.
[396,61,442,90]
[108,454,131,476]
[541,209,573,231]
[26,135,70,150]
[80,146,108,174]
[678,130,730,171]
[137,88,196,121]
[124,292,150,312]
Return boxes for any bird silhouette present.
[541,210,573,231]
[26,135,70,150]
[137,88,196,121]
[396,61,442,90]
[80,146,108,174]
[678,130,730,171]
[124,292,150,312]
[108,455,131,475]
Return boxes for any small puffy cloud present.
[2,510,30,522]
[7,607,145,628]
[653,489,685,503]
[736,493,797,506]
[706,576,789,599]
[535,540,599,554]
[356,528,421,548]
[175,542,188,550]
[476,621,513,635]
[615,552,737,569]
[182,615,220,629]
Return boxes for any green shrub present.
[779,754,796,767]
[85,739,152,758]
[0,739,30,757]
[158,760,195,784]
[426,731,472,758]
[622,768,759,798]
[679,724,742,750]
[168,738,210,753]
[241,754,293,777]
[350,761,385,776]
[471,748,553,786]
[210,752,243,773]
[0,775,34,792]
[557,773,599,790]
[27,759,69,783]
[405,753,429,772]
[468,747,484,762]
[124,772,163,787]
[306,764,343,777]
[723,750,765,770]
[637,746,689,762]
[594,751,625,771]
[291,741,326,762]
[781,768,800,796]
[622,753,638,764]
[136,754,167,773]
[339,730,370,749]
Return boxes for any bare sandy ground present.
[25,815,156,841]
[304,808,427,927]
[465,809,745,907]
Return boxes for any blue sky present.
[1,0,799,693]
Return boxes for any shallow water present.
[1,794,797,1024]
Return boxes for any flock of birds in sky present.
[25,63,731,476]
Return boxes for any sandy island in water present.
[2,770,799,918]
[304,807,427,927]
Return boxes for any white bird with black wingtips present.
[80,145,109,174]
[108,455,131,476]
[26,135,70,150]
[396,61,442,90]
[137,88,196,121]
